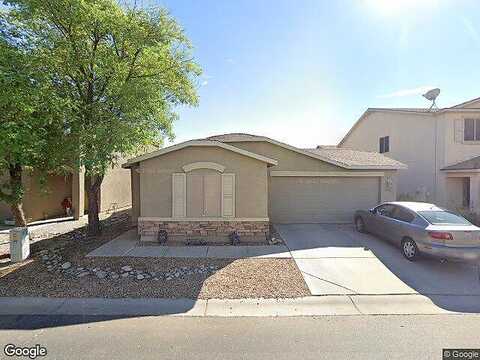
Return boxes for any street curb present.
[0,295,479,317]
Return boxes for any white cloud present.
[226,58,235,64]
[201,80,208,86]
[377,85,436,98]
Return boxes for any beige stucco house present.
[0,162,131,223]
[339,96,480,215]
[124,133,405,243]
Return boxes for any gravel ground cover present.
[0,210,130,257]
[0,219,309,299]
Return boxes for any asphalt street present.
[0,314,479,360]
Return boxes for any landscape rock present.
[95,270,107,279]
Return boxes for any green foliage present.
[4,0,201,177]
[0,24,71,205]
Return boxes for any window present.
[464,119,480,141]
[463,178,470,208]
[391,206,415,223]
[418,211,471,225]
[379,136,389,153]
[375,204,395,218]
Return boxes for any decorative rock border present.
[39,249,219,282]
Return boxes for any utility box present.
[10,227,30,263]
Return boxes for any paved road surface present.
[0,315,478,359]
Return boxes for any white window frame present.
[464,118,480,142]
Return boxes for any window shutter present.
[454,119,464,143]
[172,173,186,217]
[221,174,235,217]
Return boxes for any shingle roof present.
[205,133,267,142]
[205,133,407,169]
[441,156,480,171]
[305,146,407,169]
[367,107,440,113]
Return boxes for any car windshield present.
[418,211,471,225]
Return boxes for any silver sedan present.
[354,202,480,262]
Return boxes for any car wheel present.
[355,217,366,233]
[402,238,419,261]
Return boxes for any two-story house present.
[339,96,480,214]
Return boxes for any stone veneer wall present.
[138,220,269,240]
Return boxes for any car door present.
[369,204,395,239]
[388,206,416,246]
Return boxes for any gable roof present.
[207,133,406,170]
[338,96,480,147]
[450,96,480,109]
[305,147,407,169]
[441,155,480,171]
[123,140,278,168]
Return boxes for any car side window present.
[391,206,415,223]
[375,204,394,218]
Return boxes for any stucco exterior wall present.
[100,159,132,213]
[21,172,72,222]
[139,146,269,219]
[446,177,465,210]
[0,201,11,221]
[130,167,140,224]
[340,111,437,202]
[229,141,344,172]
[380,170,397,202]
[442,111,480,167]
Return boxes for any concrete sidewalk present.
[87,230,291,259]
[0,295,479,317]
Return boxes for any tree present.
[4,0,201,234]
[0,21,71,226]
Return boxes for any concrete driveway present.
[276,224,480,311]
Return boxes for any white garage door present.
[269,176,380,223]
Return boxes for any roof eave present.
[343,164,408,170]
[123,140,278,167]
[441,168,480,172]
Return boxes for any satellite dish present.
[422,88,440,111]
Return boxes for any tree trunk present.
[9,164,27,227]
[86,175,104,236]
[10,202,27,227]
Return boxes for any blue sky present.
[143,0,480,147]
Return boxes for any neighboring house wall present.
[139,146,269,219]
[1,172,71,222]
[0,202,9,220]
[1,161,132,223]
[340,109,480,210]
[99,160,132,213]
[341,111,438,202]
[130,167,140,224]
[442,111,480,167]
[22,172,72,222]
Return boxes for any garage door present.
[269,176,380,223]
